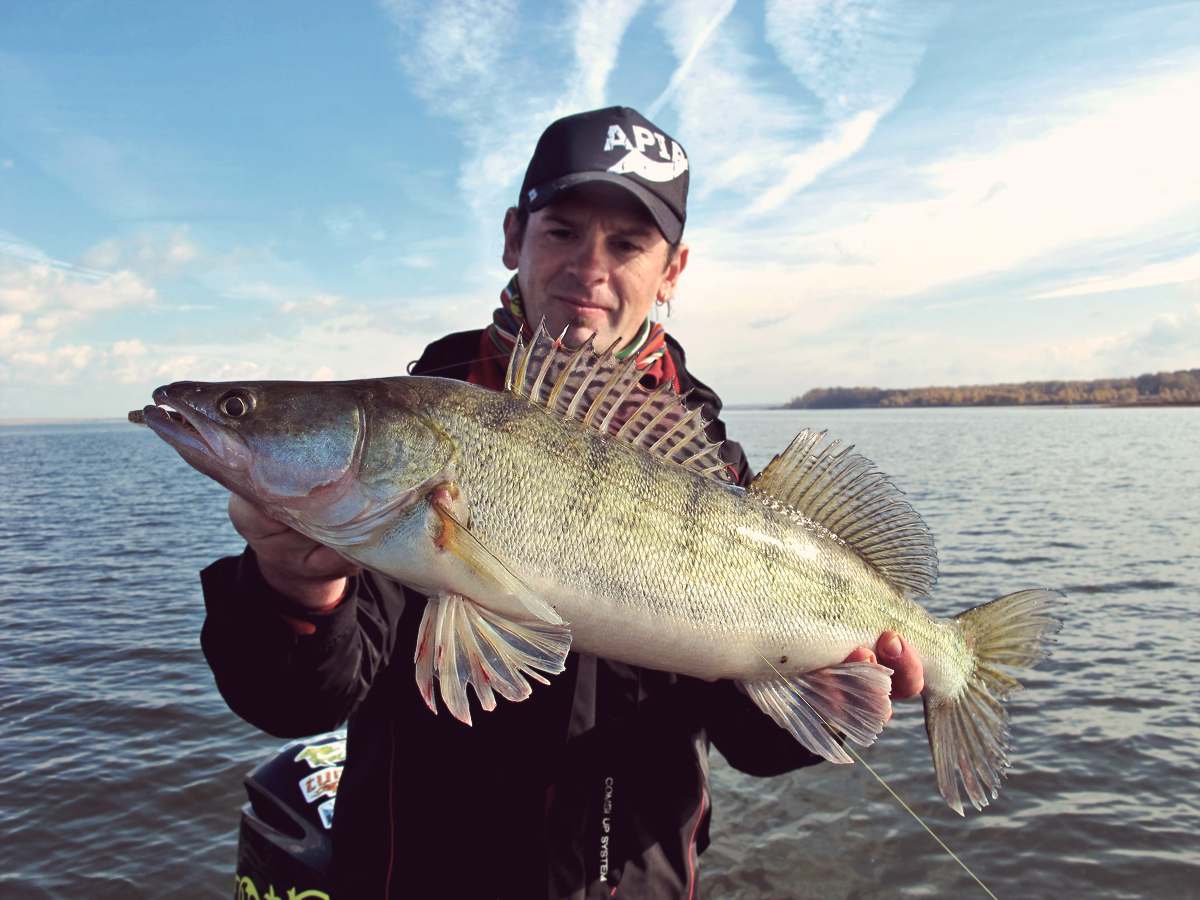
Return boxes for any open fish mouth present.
[128,406,188,427]
[134,390,222,459]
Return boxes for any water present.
[704,407,1200,900]
[1,408,1197,899]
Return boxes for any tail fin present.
[924,589,1063,815]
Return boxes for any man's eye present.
[611,239,641,253]
[548,228,574,239]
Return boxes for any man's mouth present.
[553,295,610,313]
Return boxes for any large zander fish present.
[137,326,1060,814]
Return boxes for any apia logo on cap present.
[603,124,688,184]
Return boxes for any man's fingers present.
[300,543,362,580]
[841,645,889,722]
[876,631,924,700]
[842,647,877,665]
[226,492,361,600]
[228,493,290,541]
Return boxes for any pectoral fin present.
[741,661,894,763]
[431,494,563,626]
[414,594,572,725]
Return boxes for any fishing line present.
[406,352,513,377]
[745,640,1000,900]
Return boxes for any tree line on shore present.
[782,369,1200,409]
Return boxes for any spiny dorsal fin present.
[749,430,937,595]
[504,321,732,482]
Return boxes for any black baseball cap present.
[519,107,689,243]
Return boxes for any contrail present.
[647,0,738,118]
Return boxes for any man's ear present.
[502,207,521,270]
[658,243,689,303]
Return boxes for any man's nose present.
[566,231,609,284]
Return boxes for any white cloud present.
[0,240,163,390]
[76,227,199,279]
[0,230,56,265]
[690,300,1200,404]
[277,293,343,316]
[570,0,649,110]
[382,0,657,227]
[216,281,292,302]
[655,0,938,208]
[656,0,807,198]
[750,0,941,207]
[5,343,101,386]
[675,66,1200,347]
[0,276,494,411]
[111,338,150,384]
[745,109,880,213]
[1032,254,1200,300]
[380,0,937,234]
[0,259,157,315]
[383,0,545,221]
[678,287,1198,404]
[126,308,443,387]
[398,254,437,269]
[1109,303,1200,361]
[764,0,938,117]
[647,0,736,117]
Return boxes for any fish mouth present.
[138,386,246,467]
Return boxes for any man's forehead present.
[537,188,661,236]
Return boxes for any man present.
[202,107,923,898]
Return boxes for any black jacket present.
[201,330,821,899]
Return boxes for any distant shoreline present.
[780,368,1199,410]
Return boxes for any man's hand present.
[844,631,925,712]
[229,493,361,611]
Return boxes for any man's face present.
[502,186,688,352]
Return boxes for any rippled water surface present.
[1,408,1197,899]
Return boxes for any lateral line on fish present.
[745,639,1000,900]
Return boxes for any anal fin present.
[414,594,572,725]
[742,661,894,763]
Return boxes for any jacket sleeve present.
[686,677,825,777]
[199,549,407,738]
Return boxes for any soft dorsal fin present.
[749,430,938,595]
[505,322,732,482]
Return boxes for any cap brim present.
[525,172,684,244]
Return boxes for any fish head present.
[142,378,452,537]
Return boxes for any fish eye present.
[218,390,255,418]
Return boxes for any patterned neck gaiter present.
[487,275,667,369]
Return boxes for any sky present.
[0,0,1197,417]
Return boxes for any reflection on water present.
[0,408,1197,899]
